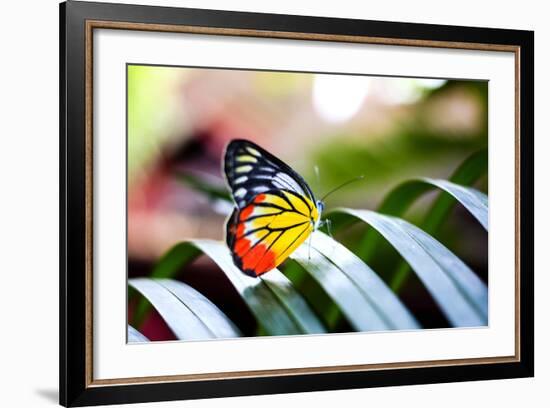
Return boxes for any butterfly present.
[223,139,324,277]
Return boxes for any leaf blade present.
[420,178,488,230]
[129,278,215,340]
[356,149,487,262]
[368,178,488,292]
[128,325,149,343]
[309,232,420,330]
[156,279,241,338]
[422,148,487,235]
[260,272,326,334]
[150,240,326,336]
[330,209,488,327]
[393,218,488,319]
[290,235,409,331]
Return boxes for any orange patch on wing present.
[236,223,245,237]
[239,205,254,221]
[234,238,251,257]
[254,194,266,203]
[256,250,276,274]
[242,244,275,275]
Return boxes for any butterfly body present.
[223,140,322,277]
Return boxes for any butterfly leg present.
[325,218,333,238]
[308,232,313,261]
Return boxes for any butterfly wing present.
[224,139,316,208]
[224,140,319,277]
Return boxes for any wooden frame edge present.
[88,355,520,387]
[83,19,523,388]
[88,19,520,52]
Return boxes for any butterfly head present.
[313,200,324,230]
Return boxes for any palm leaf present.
[129,278,224,340]
[328,209,488,327]
[156,279,241,338]
[422,149,487,235]
[289,231,420,330]
[128,325,149,343]
[356,149,487,262]
[147,240,326,335]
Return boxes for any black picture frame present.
[60,1,534,406]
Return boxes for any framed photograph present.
[60,1,534,406]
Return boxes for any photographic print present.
[60,3,533,405]
[126,65,489,342]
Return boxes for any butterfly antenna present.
[320,175,365,202]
